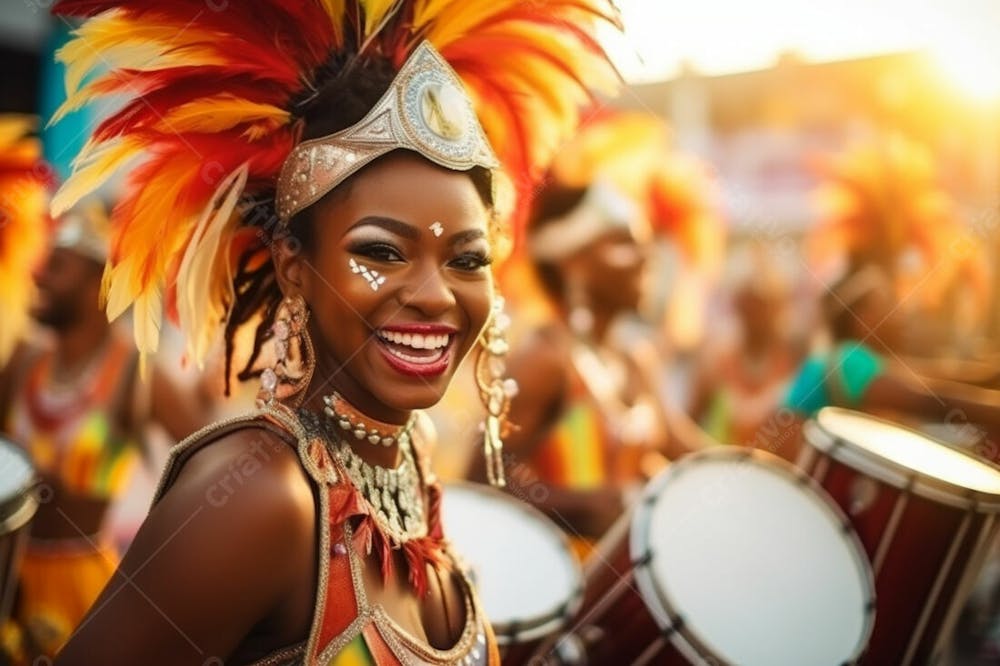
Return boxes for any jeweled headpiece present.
[50,0,620,362]
[277,43,499,223]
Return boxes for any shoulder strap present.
[151,410,299,505]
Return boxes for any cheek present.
[459,279,494,340]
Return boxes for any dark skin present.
[688,286,804,440]
[491,230,699,538]
[56,153,494,664]
[0,247,210,539]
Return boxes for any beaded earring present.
[257,294,315,408]
[475,294,518,487]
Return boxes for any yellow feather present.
[318,0,347,44]
[361,0,402,36]
[59,12,223,98]
[155,95,290,136]
[52,13,225,126]
[177,163,248,367]
[51,137,140,217]
[110,154,203,332]
[132,284,164,372]
[0,115,36,147]
[417,0,521,44]
[104,260,136,322]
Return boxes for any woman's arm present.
[55,429,316,666]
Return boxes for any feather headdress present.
[50,0,620,364]
[0,115,53,364]
[810,132,987,308]
[542,109,725,271]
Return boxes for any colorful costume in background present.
[521,112,722,556]
[50,0,619,661]
[1,205,141,658]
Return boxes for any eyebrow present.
[347,216,420,240]
[449,229,486,246]
[348,216,487,246]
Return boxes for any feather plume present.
[0,115,52,364]
[810,133,986,309]
[176,163,249,367]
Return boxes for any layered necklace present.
[300,396,426,544]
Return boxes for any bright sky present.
[602,0,1000,99]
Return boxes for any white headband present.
[529,179,645,261]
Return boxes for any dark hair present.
[822,266,887,342]
[526,181,587,301]
[222,53,493,393]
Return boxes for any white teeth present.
[377,330,451,350]
[386,346,446,364]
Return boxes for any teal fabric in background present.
[38,18,91,183]
[785,341,885,416]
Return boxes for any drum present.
[0,437,38,624]
[800,407,1000,665]
[440,481,584,664]
[542,447,874,665]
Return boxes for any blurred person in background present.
[0,201,210,660]
[781,263,1000,461]
[809,133,990,361]
[689,244,805,446]
[488,112,718,557]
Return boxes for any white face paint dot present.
[429,222,444,237]
[349,258,386,292]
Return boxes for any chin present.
[377,380,451,412]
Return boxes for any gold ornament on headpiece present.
[277,42,499,223]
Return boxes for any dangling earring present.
[475,294,518,487]
[257,294,315,409]
[566,274,594,338]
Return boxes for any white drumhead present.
[441,482,582,641]
[634,450,873,665]
[816,408,1000,495]
[0,438,34,501]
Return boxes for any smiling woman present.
[45,1,618,664]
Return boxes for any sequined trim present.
[244,641,306,666]
[319,522,485,665]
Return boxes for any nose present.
[398,260,456,317]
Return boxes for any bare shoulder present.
[56,426,318,664]
[158,426,315,529]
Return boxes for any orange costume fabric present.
[152,406,500,666]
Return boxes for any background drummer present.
[0,204,210,660]
[478,112,718,558]
[781,263,1000,462]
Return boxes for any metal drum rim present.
[806,407,1000,511]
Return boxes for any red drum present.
[538,447,874,665]
[0,437,38,624]
[440,482,584,665]
[800,407,1000,665]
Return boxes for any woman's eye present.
[352,243,404,263]
[450,252,493,271]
